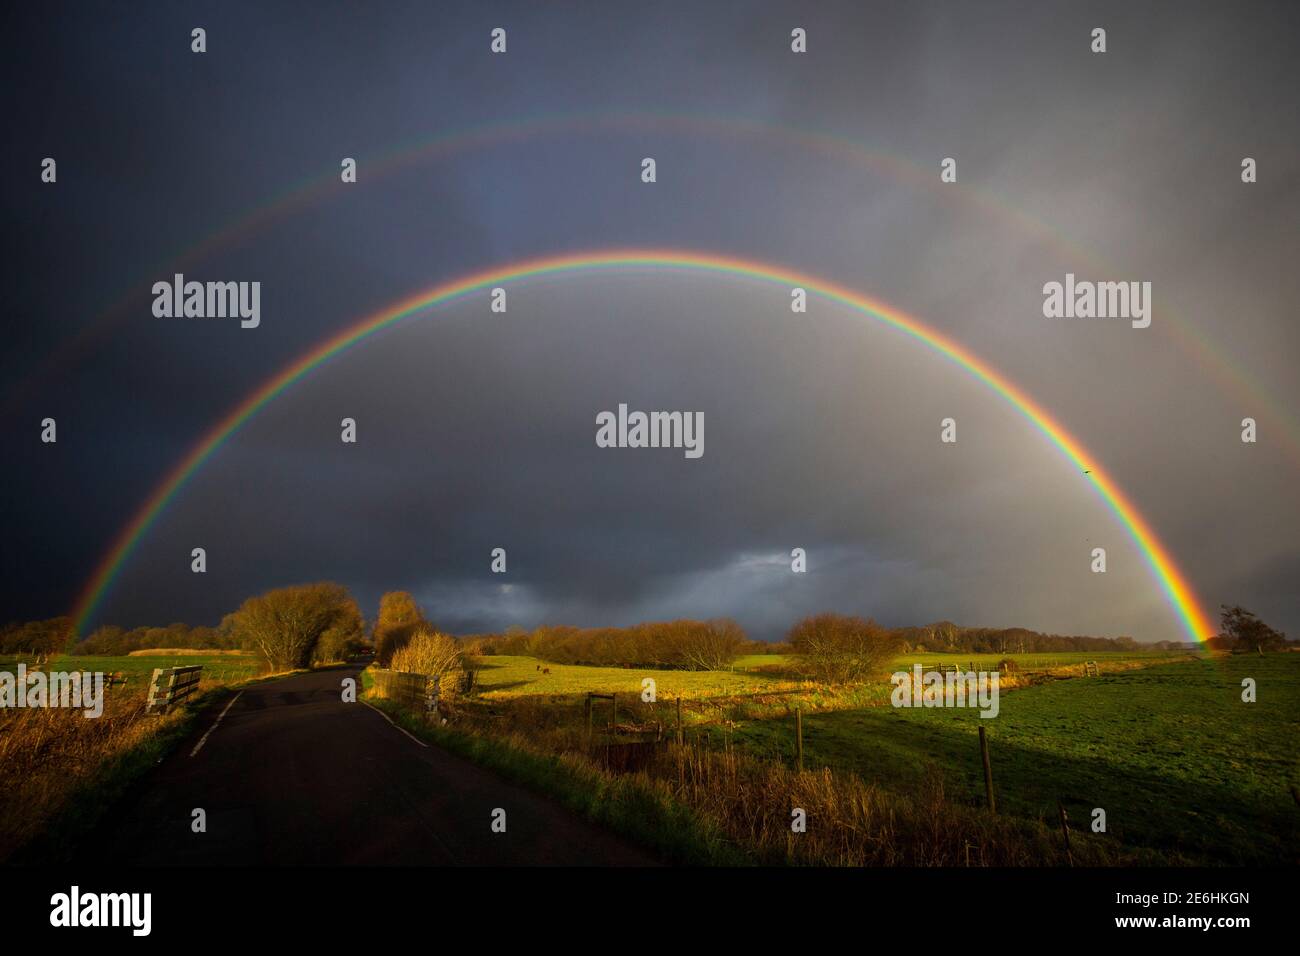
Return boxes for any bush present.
[390,629,479,699]
[787,613,902,685]
[996,658,1019,673]
[372,591,426,666]
[227,582,359,671]
[390,629,461,678]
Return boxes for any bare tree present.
[788,613,902,685]
[1219,605,1287,653]
[678,618,746,670]
[372,591,426,666]
[228,583,357,670]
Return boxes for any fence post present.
[676,695,683,746]
[979,725,996,812]
[146,665,203,715]
[427,674,440,719]
[1057,799,1074,866]
[147,667,164,714]
[164,669,178,714]
[795,707,804,772]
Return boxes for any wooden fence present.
[583,691,666,772]
[146,664,203,714]
[371,669,440,716]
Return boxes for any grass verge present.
[363,681,1168,867]
[365,695,747,865]
[4,664,309,864]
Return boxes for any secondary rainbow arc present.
[9,110,1297,473]
[69,249,1218,643]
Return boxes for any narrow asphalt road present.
[87,666,658,865]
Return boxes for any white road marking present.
[361,700,429,748]
[189,691,243,757]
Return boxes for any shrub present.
[390,629,478,698]
[390,629,460,678]
[372,591,426,666]
[227,583,359,671]
[787,613,902,685]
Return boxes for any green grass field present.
[890,649,1190,668]
[469,650,1299,864]
[10,647,1290,864]
[476,654,802,699]
[475,650,1192,699]
[732,655,1299,864]
[0,652,264,694]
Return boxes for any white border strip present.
[189,691,243,757]
[362,700,429,748]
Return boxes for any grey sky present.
[3,1,1296,642]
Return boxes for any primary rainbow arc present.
[70,249,1217,643]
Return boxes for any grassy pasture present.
[475,650,1191,700]
[477,654,803,699]
[0,651,264,861]
[890,649,1189,668]
[732,655,1300,864]
[465,650,1298,864]
[0,652,263,698]
[472,651,1185,719]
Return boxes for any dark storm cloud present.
[3,1,1296,642]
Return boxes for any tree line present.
[2,585,368,669]
[468,619,752,670]
[894,622,1148,654]
[4,588,1289,675]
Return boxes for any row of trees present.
[889,621,1150,655]
[10,588,1289,676]
[473,619,748,670]
[9,586,418,671]
[463,614,901,682]
[63,587,366,667]
[0,617,74,657]
[72,621,236,656]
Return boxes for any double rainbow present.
[70,249,1217,643]
[11,111,1297,473]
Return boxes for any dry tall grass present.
[658,743,1068,865]
[390,629,463,680]
[419,688,1149,866]
[0,664,261,861]
[126,648,249,657]
[0,693,186,860]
